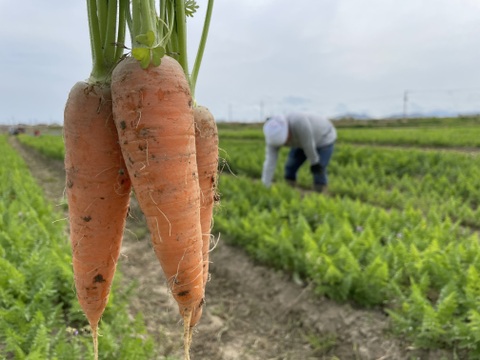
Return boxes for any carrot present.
[166,1,217,356]
[193,105,219,288]
[63,1,129,358]
[63,82,131,358]
[117,1,215,358]
[160,0,218,298]
[111,55,205,330]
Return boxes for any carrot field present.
[3,116,480,359]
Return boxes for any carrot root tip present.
[183,309,193,360]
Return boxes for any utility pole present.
[259,100,264,122]
[403,90,409,121]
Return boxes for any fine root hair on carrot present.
[94,165,117,178]
[82,198,100,214]
[153,217,162,243]
[52,217,69,224]
[153,208,172,237]
[55,200,67,209]
[134,91,145,128]
[208,232,221,254]
[217,147,228,162]
[217,155,236,177]
[170,253,204,289]
[124,226,140,240]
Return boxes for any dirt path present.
[10,136,454,360]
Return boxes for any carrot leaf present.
[132,48,151,68]
[135,31,156,48]
[152,46,165,66]
[132,45,165,69]
[126,0,213,89]
[185,0,199,17]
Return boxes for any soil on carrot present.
[11,136,457,360]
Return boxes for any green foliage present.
[214,122,480,356]
[17,134,65,160]
[185,0,199,17]
[219,135,480,228]
[337,125,480,148]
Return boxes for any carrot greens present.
[126,0,215,101]
[87,0,127,83]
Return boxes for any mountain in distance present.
[333,109,478,121]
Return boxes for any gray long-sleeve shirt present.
[261,113,337,187]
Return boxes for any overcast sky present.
[1,0,480,124]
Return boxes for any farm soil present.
[10,137,456,360]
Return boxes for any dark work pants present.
[284,142,335,185]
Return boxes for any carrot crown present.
[127,0,214,101]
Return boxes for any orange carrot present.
[63,82,132,357]
[111,56,205,330]
[193,105,219,289]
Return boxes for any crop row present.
[0,136,155,359]
[214,174,480,356]
[17,134,65,160]
[337,125,480,148]
[17,131,480,240]
[221,138,480,229]
[217,120,480,148]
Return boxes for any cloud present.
[1,0,480,124]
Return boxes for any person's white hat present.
[263,116,288,146]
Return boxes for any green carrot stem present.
[190,0,214,100]
[144,0,156,37]
[103,0,118,66]
[131,0,142,46]
[170,24,179,57]
[175,0,189,79]
[159,0,166,40]
[130,0,158,46]
[114,0,128,62]
[87,0,126,83]
[126,3,133,45]
[163,3,176,56]
[87,0,106,83]
[97,0,108,48]
[141,0,155,43]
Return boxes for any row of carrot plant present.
[220,138,480,228]
[215,125,480,357]
[215,174,480,356]
[0,136,155,359]
[337,125,480,148]
[17,131,480,247]
[17,134,65,161]
[217,118,480,148]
